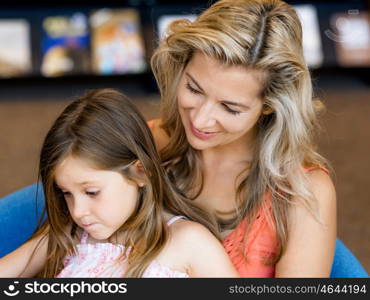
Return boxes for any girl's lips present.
[82,223,97,228]
[190,123,218,140]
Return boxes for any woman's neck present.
[201,135,256,168]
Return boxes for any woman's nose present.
[192,102,217,129]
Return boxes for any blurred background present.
[0,0,369,273]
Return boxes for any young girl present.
[0,89,238,278]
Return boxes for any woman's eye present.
[222,104,241,115]
[186,82,201,94]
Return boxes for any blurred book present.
[330,11,370,67]
[157,14,197,40]
[0,19,32,78]
[294,5,324,68]
[41,12,90,77]
[90,8,146,75]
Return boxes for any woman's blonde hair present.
[31,89,218,277]
[151,0,329,263]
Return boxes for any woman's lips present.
[190,123,218,140]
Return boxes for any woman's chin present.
[187,134,215,151]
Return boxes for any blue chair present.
[0,184,45,258]
[0,183,368,277]
[330,239,368,278]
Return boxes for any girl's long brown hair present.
[31,88,218,277]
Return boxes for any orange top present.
[222,195,277,277]
[147,119,155,129]
[222,165,329,277]
[147,120,329,278]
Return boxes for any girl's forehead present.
[56,155,97,173]
[54,156,108,186]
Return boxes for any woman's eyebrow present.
[185,73,204,92]
[222,100,250,109]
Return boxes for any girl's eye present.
[222,103,241,115]
[86,191,99,197]
[62,191,72,198]
[186,82,202,94]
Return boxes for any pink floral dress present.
[57,216,189,278]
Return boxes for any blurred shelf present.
[0,0,369,97]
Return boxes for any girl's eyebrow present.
[55,182,68,191]
[79,181,100,186]
[55,180,99,190]
[185,72,250,109]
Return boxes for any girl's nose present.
[70,196,90,220]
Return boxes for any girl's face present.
[54,155,139,241]
[177,51,265,151]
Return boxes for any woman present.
[0,0,363,277]
[149,0,336,277]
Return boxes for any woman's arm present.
[275,169,337,277]
[0,232,48,277]
[173,221,239,277]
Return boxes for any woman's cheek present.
[178,93,197,110]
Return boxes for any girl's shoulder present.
[156,217,239,277]
[163,217,239,277]
[153,218,199,273]
[147,119,170,151]
[156,218,220,265]
[168,218,216,245]
[163,217,215,252]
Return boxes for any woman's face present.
[177,51,265,151]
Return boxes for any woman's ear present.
[262,104,274,115]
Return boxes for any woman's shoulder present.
[303,164,330,175]
[303,164,335,200]
[147,119,170,151]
